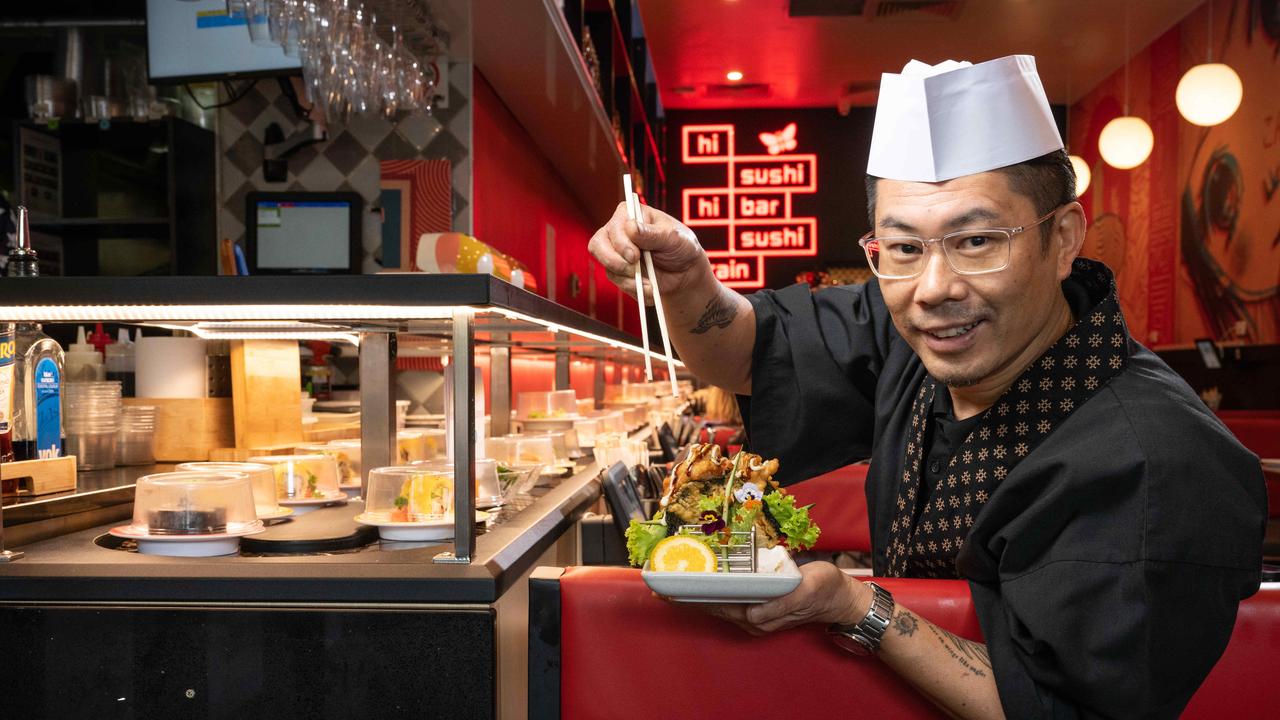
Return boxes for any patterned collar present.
[884,258,1130,578]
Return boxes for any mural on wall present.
[1071,0,1279,347]
[1178,0,1280,343]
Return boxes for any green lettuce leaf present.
[762,492,821,550]
[697,494,723,513]
[625,518,669,568]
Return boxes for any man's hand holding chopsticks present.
[589,201,711,303]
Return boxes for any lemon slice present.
[650,535,718,573]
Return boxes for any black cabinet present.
[14,117,217,276]
[563,0,667,208]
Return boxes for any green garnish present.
[394,495,409,509]
[625,517,669,567]
[696,494,723,513]
[763,492,821,550]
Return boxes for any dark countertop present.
[0,460,603,605]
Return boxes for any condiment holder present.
[177,461,290,520]
[109,471,263,556]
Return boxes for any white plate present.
[108,523,265,557]
[354,511,491,542]
[256,506,294,520]
[642,546,802,603]
[278,492,349,507]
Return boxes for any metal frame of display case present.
[0,273,680,568]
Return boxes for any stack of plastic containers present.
[64,380,122,470]
[118,405,157,466]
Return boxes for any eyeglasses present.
[858,207,1061,280]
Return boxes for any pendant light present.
[1176,0,1243,126]
[1065,68,1091,195]
[1099,5,1154,169]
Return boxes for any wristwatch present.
[827,581,895,656]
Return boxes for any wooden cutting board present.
[230,339,304,450]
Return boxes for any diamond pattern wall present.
[215,61,471,274]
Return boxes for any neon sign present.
[680,122,818,289]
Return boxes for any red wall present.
[471,354,654,415]
[1069,0,1280,346]
[472,70,641,336]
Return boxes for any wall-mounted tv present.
[147,0,302,83]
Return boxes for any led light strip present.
[492,308,686,370]
[0,303,684,370]
[0,304,459,322]
[188,330,363,345]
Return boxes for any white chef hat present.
[866,55,1063,183]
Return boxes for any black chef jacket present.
[738,260,1266,718]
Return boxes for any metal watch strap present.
[827,581,895,655]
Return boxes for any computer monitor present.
[245,192,362,274]
[147,0,302,83]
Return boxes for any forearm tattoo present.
[892,609,919,637]
[924,621,992,678]
[690,294,738,334]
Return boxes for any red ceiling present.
[637,0,1204,110]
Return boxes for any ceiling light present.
[726,70,744,82]
[1099,5,1154,170]
[1069,154,1092,195]
[1176,2,1242,127]
[1099,116,1154,169]
[1177,63,1243,126]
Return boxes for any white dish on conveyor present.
[642,546,802,603]
[256,506,294,520]
[354,510,491,542]
[108,524,265,557]
[278,492,349,515]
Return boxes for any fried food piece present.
[754,511,784,549]
[661,443,732,506]
[666,481,717,523]
[744,455,780,488]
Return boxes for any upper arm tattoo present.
[690,294,738,334]
[925,621,992,678]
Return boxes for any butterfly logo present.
[758,122,797,155]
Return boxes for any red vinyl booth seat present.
[543,567,979,719]
[533,567,1280,719]
[697,425,739,453]
[788,464,872,553]
[1216,412,1280,459]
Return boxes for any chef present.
[588,55,1266,718]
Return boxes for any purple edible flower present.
[699,510,726,535]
